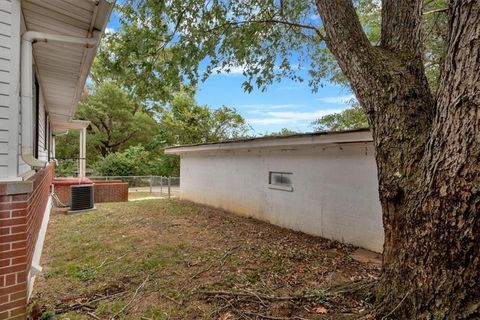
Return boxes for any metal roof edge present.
[164,128,373,155]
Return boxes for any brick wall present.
[53,180,128,206]
[52,183,69,207]
[0,162,54,320]
[93,182,128,203]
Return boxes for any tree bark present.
[316,0,480,318]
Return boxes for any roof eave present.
[70,0,115,119]
[164,129,373,155]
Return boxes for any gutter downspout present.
[21,31,100,169]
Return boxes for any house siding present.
[0,0,21,180]
[18,85,50,177]
[36,88,47,162]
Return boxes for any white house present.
[165,129,384,253]
[0,1,114,318]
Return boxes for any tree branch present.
[381,0,424,57]
[315,0,376,109]
[423,7,448,15]
[207,19,325,40]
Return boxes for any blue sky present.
[106,10,353,135]
[196,72,353,135]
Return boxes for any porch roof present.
[51,119,90,131]
[22,0,115,127]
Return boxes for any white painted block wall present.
[179,142,384,252]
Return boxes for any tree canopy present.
[160,92,249,145]
[312,103,368,131]
[55,84,249,177]
[93,0,448,99]
[75,82,158,157]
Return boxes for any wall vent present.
[70,184,94,211]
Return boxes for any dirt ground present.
[32,199,381,320]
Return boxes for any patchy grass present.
[32,199,380,319]
[128,192,166,200]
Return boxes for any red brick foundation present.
[0,162,54,319]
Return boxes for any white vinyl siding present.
[0,0,12,177]
[37,88,48,162]
[0,0,21,179]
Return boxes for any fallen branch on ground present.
[55,291,126,314]
[243,311,309,320]
[200,289,328,302]
[328,279,377,295]
[110,274,151,320]
[95,252,130,270]
[87,311,100,319]
[178,246,239,293]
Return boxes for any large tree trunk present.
[316,0,480,318]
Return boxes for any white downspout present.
[21,31,100,169]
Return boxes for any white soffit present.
[22,0,114,124]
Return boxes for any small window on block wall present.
[268,171,293,192]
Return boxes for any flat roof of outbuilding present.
[164,128,372,155]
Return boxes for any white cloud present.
[211,62,281,76]
[276,85,301,91]
[104,27,116,34]
[241,104,302,112]
[211,65,247,76]
[247,108,347,126]
[316,94,356,104]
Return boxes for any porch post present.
[52,135,56,159]
[79,128,86,178]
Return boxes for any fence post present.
[168,177,171,198]
[160,177,163,195]
[149,175,153,193]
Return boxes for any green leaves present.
[312,103,369,131]
[93,145,151,176]
[159,92,249,145]
[93,0,325,95]
[75,82,158,157]
[94,0,447,98]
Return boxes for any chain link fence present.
[89,176,180,199]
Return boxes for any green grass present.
[128,192,165,200]
[32,199,379,320]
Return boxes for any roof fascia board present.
[165,131,373,155]
[70,0,115,119]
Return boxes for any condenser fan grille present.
[70,184,94,211]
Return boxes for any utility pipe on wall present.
[20,31,100,169]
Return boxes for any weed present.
[65,264,96,281]
[39,311,54,320]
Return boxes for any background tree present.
[160,92,249,145]
[75,82,158,157]
[54,131,82,177]
[111,0,479,318]
[313,103,368,131]
[267,128,298,136]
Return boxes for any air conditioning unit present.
[70,184,95,212]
